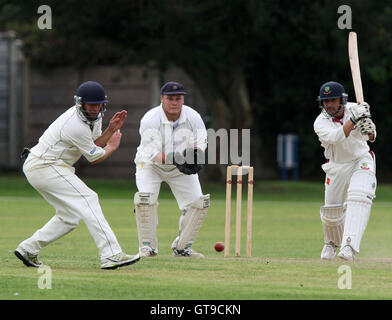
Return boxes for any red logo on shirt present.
[326,177,331,185]
[360,162,370,170]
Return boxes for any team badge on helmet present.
[318,81,347,101]
[317,81,348,117]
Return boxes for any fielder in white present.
[314,81,377,261]
[15,81,140,270]
[133,81,209,258]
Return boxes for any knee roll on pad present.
[320,205,346,226]
[347,169,376,203]
[190,195,210,210]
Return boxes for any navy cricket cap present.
[160,81,187,95]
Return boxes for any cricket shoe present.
[14,246,43,267]
[172,247,205,259]
[337,245,355,261]
[101,252,141,270]
[320,243,338,260]
[139,246,158,257]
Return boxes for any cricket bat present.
[348,32,364,103]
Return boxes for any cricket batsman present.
[133,81,209,258]
[314,81,377,261]
[15,81,140,270]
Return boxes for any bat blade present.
[348,32,364,103]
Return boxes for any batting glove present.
[350,102,371,124]
[359,117,376,136]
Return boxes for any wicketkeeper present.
[133,81,209,258]
[314,81,377,261]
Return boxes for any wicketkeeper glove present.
[20,147,30,160]
[176,148,205,175]
[176,163,200,175]
[350,102,371,124]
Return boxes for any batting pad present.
[175,194,210,250]
[341,200,371,253]
[134,192,158,250]
[341,169,376,253]
[320,205,346,247]
[347,168,377,201]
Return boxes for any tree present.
[2,0,392,180]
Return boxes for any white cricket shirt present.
[314,102,374,163]
[29,106,105,166]
[134,104,207,167]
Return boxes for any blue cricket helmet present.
[76,81,108,104]
[74,81,108,123]
[317,81,348,117]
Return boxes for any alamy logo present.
[337,265,352,289]
[37,5,52,30]
[337,5,352,30]
[140,128,250,166]
[38,265,52,289]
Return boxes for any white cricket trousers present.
[322,151,376,205]
[135,164,203,210]
[20,155,122,259]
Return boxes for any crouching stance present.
[15,81,140,270]
[314,81,377,261]
[134,192,209,258]
[133,81,209,258]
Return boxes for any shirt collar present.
[159,104,187,125]
[332,117,343,125]
[326,105,346,123]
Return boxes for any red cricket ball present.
[214,242,224,252]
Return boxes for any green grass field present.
[1,174,392,300]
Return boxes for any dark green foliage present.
[2,0,392,180]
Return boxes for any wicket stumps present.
[224,165,254,258]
